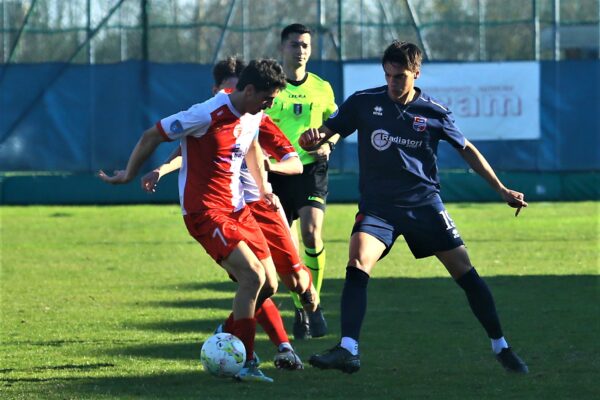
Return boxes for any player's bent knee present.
[238,265,265,291]
[265,276,278,295]
[260,283,276,299]
[347,259,371,275]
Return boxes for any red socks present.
[255,298,289,346]
[232,318,257,360]
[223,298,288,357]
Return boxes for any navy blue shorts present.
[351,201,464,259]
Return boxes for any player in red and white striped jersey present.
[142,57,318,371]
[99,59,287,383]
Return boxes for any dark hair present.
[236,59,287,92]
[212,56,246,87]
[281,23,311,42]
[382,41,422,72]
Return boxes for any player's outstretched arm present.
[98,126,166,185]
[457,139,528,216]
[141,146,183,192]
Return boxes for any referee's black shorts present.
[269,159,328,226]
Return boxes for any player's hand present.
[141,170,160,193]
[307,142,331,161]
[97,169,131,185]
[298,128,325,150]
[262,192,280,211]
[300,285,319,313]
[501,188,528,216]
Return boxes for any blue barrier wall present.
[0,60,597,175]
[328,60,600,174]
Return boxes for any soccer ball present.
[200,333,246,377]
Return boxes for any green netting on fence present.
[1,0,598,64]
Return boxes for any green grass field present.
[1,202,598,399]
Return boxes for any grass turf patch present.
[1,202,598,399]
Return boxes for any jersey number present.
[212,227,228,246]
[438,210,456,231]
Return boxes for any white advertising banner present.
[343,62,540,141]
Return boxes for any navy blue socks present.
[456,267,503,339]
[340,266,370,340]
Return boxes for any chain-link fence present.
[2,0,598,65]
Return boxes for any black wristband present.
[326,141,336,151]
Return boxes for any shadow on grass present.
[148,298,234,310]
[141,275,598,343]
[104,341,204,361]
[0,363,115,374]
[158,280,239,292]
[64,371,278,399]
[160,279,346,294]
[131,317,228,334]
[19,275,598,400]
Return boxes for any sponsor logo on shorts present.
[373,106,383,116]
[451,228,460,239]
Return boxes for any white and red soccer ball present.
[200,333,246,377]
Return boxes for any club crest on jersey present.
[170,120,183,133]
[373,106,383,116]
[412,116,427,132]
[293,104,303,115]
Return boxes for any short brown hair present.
[212,56,246,87]
[236,59,287,93]
[382,41,422,72]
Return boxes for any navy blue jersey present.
[324,85,466,207]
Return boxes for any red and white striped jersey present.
[156,92,262,215]
[241,114,297,203]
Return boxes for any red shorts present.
[183,207,270,263]
[248,200,302,275]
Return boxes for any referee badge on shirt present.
[412,116,427,132]
[293,104,303,115]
